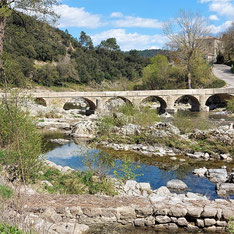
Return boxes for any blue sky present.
[54,0,234,50]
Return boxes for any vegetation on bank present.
[0,223,23,234]
[136,54,225,90]
[227,99,234,113]
[96,104,233,157]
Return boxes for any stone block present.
[204,218,216,226]
[177,217,188,226]
[169,206,187,217]
[155,215,171,224]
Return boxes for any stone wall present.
[8,189,234,233]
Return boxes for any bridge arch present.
[140,96,167,113]
[174,95,200,112]
[104,96,133,112]
[34,98,47,107]
[205,93,233,110]
[63,97,96,116]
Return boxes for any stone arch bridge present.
[29,88,234,114]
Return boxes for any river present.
[42,109,234,200]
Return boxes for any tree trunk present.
[187,70,191,89]
[187,61,192,89]
[0,15,6,67]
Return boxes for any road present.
[213,64,234,88]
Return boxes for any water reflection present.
[43,140,233,200]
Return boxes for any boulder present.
[121,124,141,136]
[166,179,188,191]
[193,167,207,177]
[216,183,234,196]
[206,169,228,183]
[71,120,97,138]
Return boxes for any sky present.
[53,0,234,51]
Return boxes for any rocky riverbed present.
[10,99,233,233]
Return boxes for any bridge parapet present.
[0,88,233,114]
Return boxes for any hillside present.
[3,13,149,88]
[126,49,168,58]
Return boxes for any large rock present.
[206,169,228,183]
[193,167,207,177]
[71,120,97,138]
[216,183,234,196]
[166,179,188,191]
[121,124,141,136]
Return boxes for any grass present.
[227,98,234,113]
[0,223,23,234]
[37,167,116,196]
[173,112,212,134]
[0,185,14,200]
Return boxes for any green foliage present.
[226,98,234,112]
[138,54,225,90]
[191,57,225,88]
[3,13,148,88]
[0,223,23,234]
[0,93,42,183]
[173,112,212,134]
[139,54,186,90]
[0,184,14,200]
[227,217,234,233]
[39,167,116,196]
[113,157,142,182]
[118,104,160,127]
[231,66,234,74]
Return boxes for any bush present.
[173,112,212,134]
[0,223,23,234]
[231,66,234,74]
[227,98,234,113]
[0,92,42,183]
[118,104,160,127]
[113,157,142,182]
[39,167,116,196]
[0,184,14,200]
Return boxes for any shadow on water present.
[42,132,234,200]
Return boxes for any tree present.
[98,38,120,51]
[163,10,210,89]
[222,22,234,64]
[79,31,93,49]
[0,0,59,66]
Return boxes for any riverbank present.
[1,98,234,233]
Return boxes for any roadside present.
[213,64,234,88]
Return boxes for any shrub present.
[0,184,14,200]
[173,112,212,134]
[231,66,234,74]
[0,92,42,183]
[113,157,143,182]
[0,223,23,234]
[227,98,234,113]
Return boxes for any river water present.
[42,111,234,201]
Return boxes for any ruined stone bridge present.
[29,87,234,114]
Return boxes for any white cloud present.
[113,16,162,28]
[210,2,234,18]
[54,4,103,28]
[91,29,165,51]
[208,20,232,33]
[200,0,234,19]
[110,12,123,18]
[209,14,219,20]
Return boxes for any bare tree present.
[163,10,210,89]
